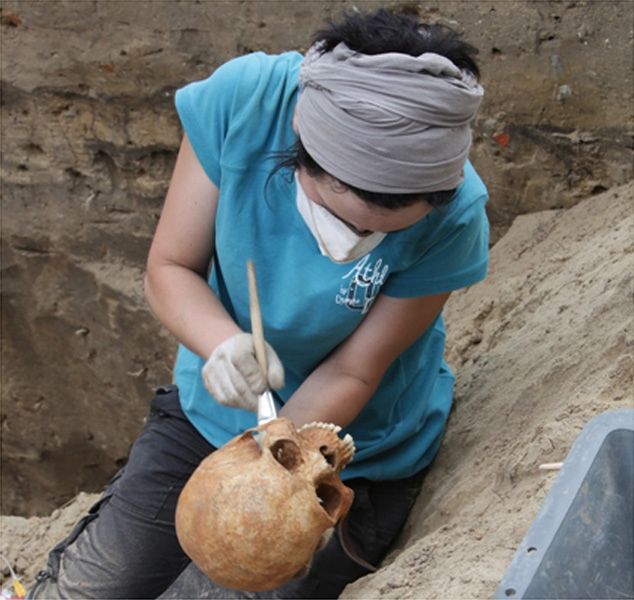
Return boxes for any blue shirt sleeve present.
[174,56,248,186]
[382,191,490,298]
[175,52,301,187]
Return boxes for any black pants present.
[28,385,426,599]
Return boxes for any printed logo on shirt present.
[336,255,389,314]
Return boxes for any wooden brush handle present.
[247,260,268,377]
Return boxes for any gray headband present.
[297,42,484,193]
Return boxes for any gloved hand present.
[202,332,285,411]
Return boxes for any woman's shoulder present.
[460,160,488,208]
[224,50,304,75]
[181,50,303,104]
[175,51,302,177]
[440,161,488,221]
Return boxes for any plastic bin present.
[494,409,634,599]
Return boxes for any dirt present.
[2,182,632,597]
[0,494,97,589]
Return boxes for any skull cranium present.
[175,418,355,591]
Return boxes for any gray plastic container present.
[494,409,634,599]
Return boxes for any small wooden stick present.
[247,260,268,377]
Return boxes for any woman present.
[29,7,488,599]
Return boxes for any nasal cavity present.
[315,483,342,518]
[319,445,337,468]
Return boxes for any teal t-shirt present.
[173,51,489,481]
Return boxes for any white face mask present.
[295,174,386,264]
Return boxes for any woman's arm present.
[144,135,242,359]
[280,290,451,427]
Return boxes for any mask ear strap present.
[336,516,378,572]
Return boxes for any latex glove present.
[202,332,285,411]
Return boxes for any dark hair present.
[312,8,480,79]
[276,8,481,209]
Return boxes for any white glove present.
[202,332,285,411]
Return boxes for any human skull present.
[175,418,355,591]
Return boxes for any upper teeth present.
[342,434,355,459]
[297,421,356,466]
[298,421,342,434]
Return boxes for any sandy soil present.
[2,182,633,597]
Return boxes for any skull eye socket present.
[315,483,342,518]
[270,439,302,471]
